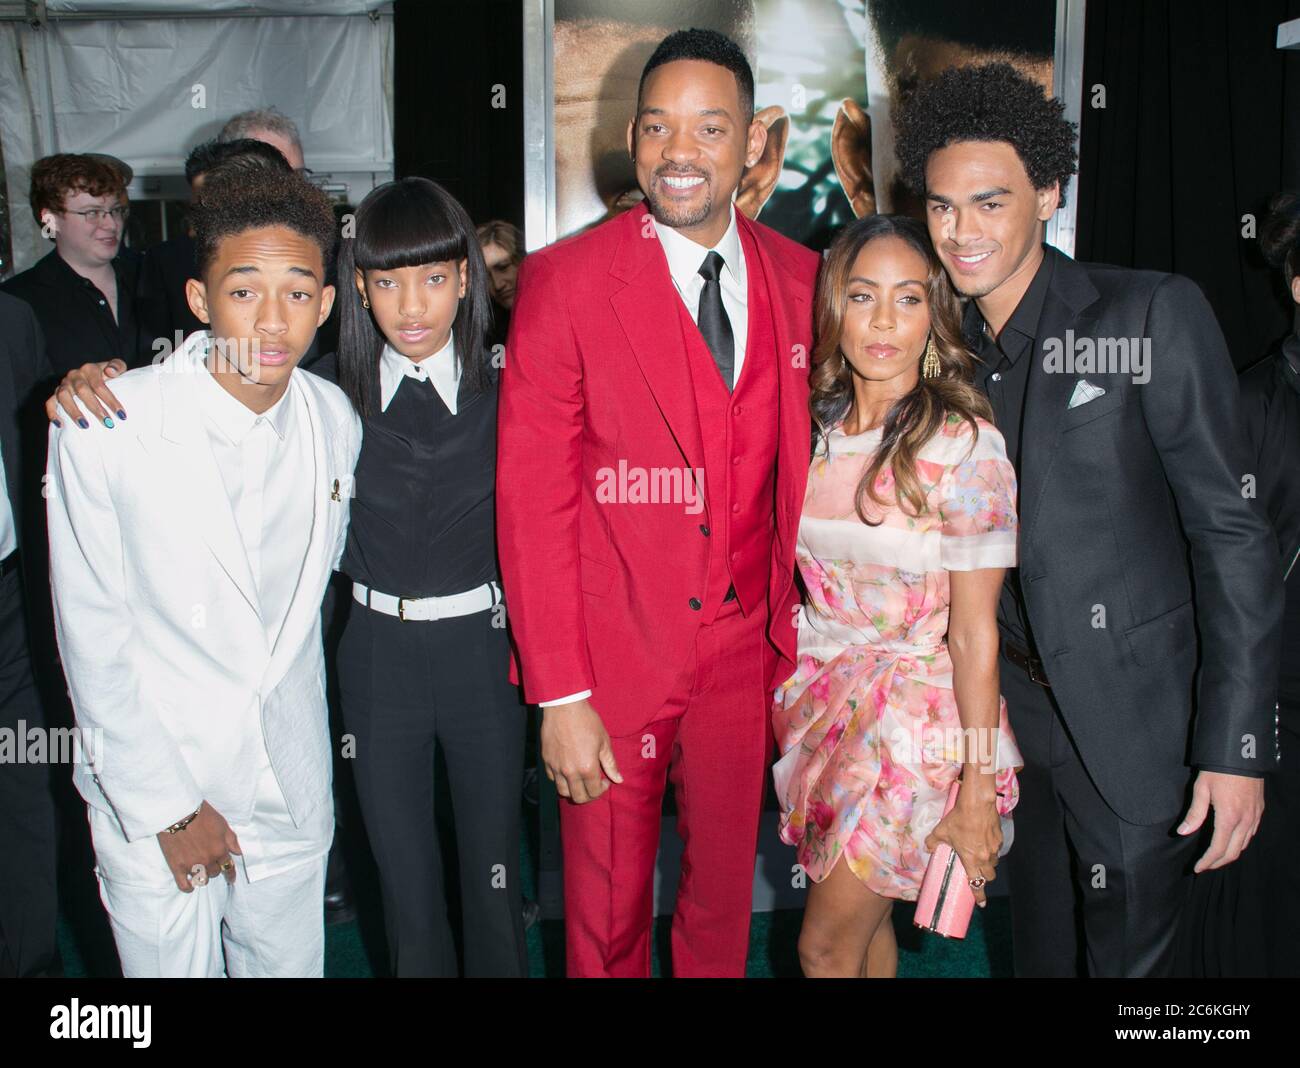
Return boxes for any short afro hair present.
[639,27,754,121]
[190,167,336,280]
[894,62,1078,208]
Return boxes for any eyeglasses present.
[62,207,130,224]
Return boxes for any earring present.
[361,297,370,309]
[922,337,941,379]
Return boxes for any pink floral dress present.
[772,413,1024,901]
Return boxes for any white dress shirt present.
[380,334,460,414]
[194,365,328,880]
[538,208,750,709]
[0,443,16,561]
[653,203,749,382]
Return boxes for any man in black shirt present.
[2,154,148,376]
[897,64,1283,976]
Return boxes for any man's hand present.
[1178,770,1264,872]
[540,699,622,804]
[45,358,126,428]
[156,801,242,892]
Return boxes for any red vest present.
[675,223,780,623]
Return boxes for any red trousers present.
[558,598,772,977]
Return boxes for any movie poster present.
[547,0,1068,252]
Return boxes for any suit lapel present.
[157,339,263,624]
[1017,251,1100,548]
[609,208,704,471]
[739,214,811,569]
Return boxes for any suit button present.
[734,405,743,415]
[732,456,741,465]
[699,524,710,536]
[732,503,740,513]
[731,551,739,561]
[689,597,702,610]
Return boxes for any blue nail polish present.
[53,419,62,428]
[116,410,127,421]
[77,418,88,429]
[103,417,114,429]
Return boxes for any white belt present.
[353,580,501,622]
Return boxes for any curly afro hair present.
[190,166,336,281]
[894,62,1078,208]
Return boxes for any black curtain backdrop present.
[1077,0,1300,368]
[393,0,525,231]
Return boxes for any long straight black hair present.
[337,177,493,418]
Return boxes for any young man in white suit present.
[45,164,362,978]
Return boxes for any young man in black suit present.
[895,63,1283,977]
[0,291,58,976]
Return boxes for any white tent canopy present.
[2,2,389,18]
[1,0,393,271]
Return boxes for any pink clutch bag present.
[913,781,976,939]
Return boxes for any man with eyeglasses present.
[2,153,149,376]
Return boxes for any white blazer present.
[47,335,363,842]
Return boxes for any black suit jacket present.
[0,291,55,546]
[136,233,205,350]
[979,247,1284,823]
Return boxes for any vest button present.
[699,524,710,537]
[689,597,702,610]
[732,455,741,465]
[732,503,740,513]
[734,405,743,415]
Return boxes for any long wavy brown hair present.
[811,213,993,524]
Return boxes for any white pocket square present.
[1067,378,1106,409]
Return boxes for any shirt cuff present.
[538,689,592,708]
[1196,765,1265,779]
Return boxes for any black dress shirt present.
[964,247,1055,656]
[1,248,149,375]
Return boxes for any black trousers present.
[999,652,1198,977]
[1175,714,1300,977]
[339,594,527,977]
[0,568,58,977]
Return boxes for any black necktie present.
[697,251,735,391]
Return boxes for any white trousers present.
[87,753,332,978]
[91,832,327,978]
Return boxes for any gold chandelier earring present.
[922,336,941,379]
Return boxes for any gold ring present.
[219,859,234,872]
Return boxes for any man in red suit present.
[497,28,820,977]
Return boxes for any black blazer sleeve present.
[1141,275,1284,771]
[0,293,55,544]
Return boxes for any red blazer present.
[497,206,819,736]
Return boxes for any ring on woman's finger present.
[968,875,987,889]
[219,858,234,873]
[187,863,209,887]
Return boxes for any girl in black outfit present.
[317,177,527,976]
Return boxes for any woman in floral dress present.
[774,215,1023,977]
